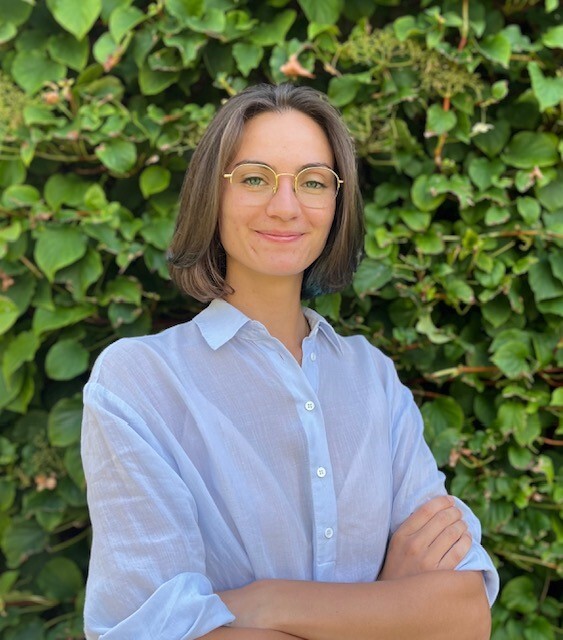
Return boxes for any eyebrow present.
[232,160,335,171]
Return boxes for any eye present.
[299,169,331,192]
[233,165,274,189]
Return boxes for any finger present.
[428,520,467,566]
[399,495,456,536]
[418,505,465,548]
[437,531,473,570]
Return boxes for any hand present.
[379,495,472,581]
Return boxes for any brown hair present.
[167,83,364,301]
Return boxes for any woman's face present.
[219,109,337,292]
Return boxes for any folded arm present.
[219,496,491,640]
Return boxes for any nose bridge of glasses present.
[271,171,298,195]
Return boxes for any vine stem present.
[458,0,470,51]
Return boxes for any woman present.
[82,84,498,640]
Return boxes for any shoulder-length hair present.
[167,83,364,302]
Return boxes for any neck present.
[224,274,309,363]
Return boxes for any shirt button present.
[310,353,316,361]
[324,527,334,539]
[305,401,315,411]
[317,467,326,478]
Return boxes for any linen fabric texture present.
[81,298,499,640]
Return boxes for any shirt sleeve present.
[81,380,235,640]
[384,359,500,606]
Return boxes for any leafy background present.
[0,0,562,638]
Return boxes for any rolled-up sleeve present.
[385,363,500,606]
[81,382,235,640]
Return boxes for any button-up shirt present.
[82,299,499,640]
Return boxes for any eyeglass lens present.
[228,164,339,208]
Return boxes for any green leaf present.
[33,304,96,334]
[0,0,33,25]
[502,132,559,169]
[138,65,180,96]
[537,177,563,212]
[48,396,83,447]
[139,166,171,198]
[479,33,511,67]
[0,478,16,511]
[37,558,83,601]
[45,339,89,381]
[95,139,137,173]
[421,396,464,441]
[542,24,563,48]
[527,62,563,112]
[0,296,19,335]
[0,22,17,44]
[46,0,102,40]
[327,72,372,107]
[34,227,88,282]
[516,197,541,224]
[529,260,563,302]
[109,5,145,42]
[313,293,341,321]
[399,210,431,232]
[1,517,49,568]
[249,10,296,46]
[491,341,531,378]
[414,231,444,254]
[426,104,457,135]
[297,0,343,25]
[164,0,203,21]
[501,576,537,614]
[473,120,511,158]
[44,173,89,211]
[47,33,90,71]
[411,175,446,212]
[353,259,393,295]
[140,218,174,249]
[2,331,40,380]
[232,42,263,77]
[11,49,66,94]
[57,248,104,299]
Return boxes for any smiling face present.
[219,109,337,295]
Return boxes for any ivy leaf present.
[95,139,137,173]
[33,304,96,334]
[47,33,89,71]
[232,43,263,77]
[45,338,89,381]
[0,0,34,26]
[529,260,563,302]
[0,296,19,335]
[527,62,563,111]
[479,33,512,68]
[502,132,559,169]
[2,331,40,380]
[501,576,538,614]
[47,396,83,447]
[473,120,511,158]
[139,166,171,198]
[11,49,66,94]
[297,0,343,25]
[109,5,146,42]
[1,517,49,568]
[411,175,446,212]
[37,558,84,601]
[34,227,88,282]
[46,0,102,40]
[421,397,464,442]
[353,259,393,295]
[249,10,296,46]
[542,24,563,48]
[491,342,531,379]
[426,104,457,135]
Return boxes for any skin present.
[200,110,491,639]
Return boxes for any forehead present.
[232,109,334,168]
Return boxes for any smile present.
[255,231,304,243]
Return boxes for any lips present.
[255,230,304,242]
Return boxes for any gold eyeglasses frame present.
[223,162,344,201]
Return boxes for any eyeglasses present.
[223,163,343,209]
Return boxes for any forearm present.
[222,571,490,640]
[201,628,304,639]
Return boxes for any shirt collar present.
[194,298,343,354]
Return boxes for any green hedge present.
[0,0,562,638]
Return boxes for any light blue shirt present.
[82,298,499,640]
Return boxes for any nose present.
[266,174,300,219]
